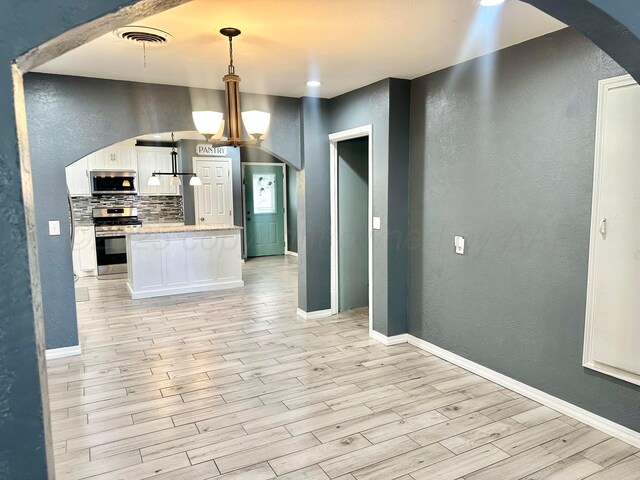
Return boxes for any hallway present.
[47,257,638,479]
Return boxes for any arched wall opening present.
[5,0,640,476]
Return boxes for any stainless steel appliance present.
[93,207,141,275]
[90,170,138,196]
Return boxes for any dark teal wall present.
[331,79,411,335]
[408,28,640,432]
[4,1,640,475]
[338,137,369,310]
[297,97,332,312]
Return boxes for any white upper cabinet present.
[65,156,91,196]
[136,147,180,196]
[89,140,137,171]
[66,141,180,196]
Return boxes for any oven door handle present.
[95,232,127,238]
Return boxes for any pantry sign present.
[196,144,228,156]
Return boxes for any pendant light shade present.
[148,174,161,186]
[192,111,224,139]
[192,28,271,147]
[146,133,201,187]
[241,110,271,140]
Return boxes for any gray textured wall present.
[338,137,369,310]
[24,73,300,349]
[3,1,640,474]
[297,97,332,312]
[331,79,411,335]
[408,28,640,431]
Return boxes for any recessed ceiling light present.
[153,134,162,138]
[479,0,505,6]
[306,80,322,87]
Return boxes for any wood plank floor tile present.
[319,435,419,478]
[269,434,371,475]
[48,257,636,480]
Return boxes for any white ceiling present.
[35,0,565,98]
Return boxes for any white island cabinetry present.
[125,225,243,299]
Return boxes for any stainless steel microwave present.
[90,170,138,195]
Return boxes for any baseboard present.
[286,251,298,257]
[46,345,81,360]
[406,335,640,449]
[369,330,409,346]
[296,308,332,320]
[128,280,245,299]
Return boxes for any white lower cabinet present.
[72,226,97,277]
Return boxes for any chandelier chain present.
[228,36,235,74]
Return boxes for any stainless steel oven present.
[93,207,141,275]
[95,232,128,275]
[91,170,138,195]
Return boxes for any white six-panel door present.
[584,74,640,386]
[194,158,233,225]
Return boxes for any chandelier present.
[148,133,202,186]
[192,28,271,147]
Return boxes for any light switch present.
[49,220,61,236]
[372,217,381,230]
[454,235,465,255]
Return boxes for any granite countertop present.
[124,224,242,235]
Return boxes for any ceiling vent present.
[114,26,172,45]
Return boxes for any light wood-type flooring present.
[48,256,639,479]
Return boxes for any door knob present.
[599,218,607,237]
[200,217,205,222]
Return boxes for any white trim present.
[369,330,409,346]
[193,157,234,226]
[296,308,332,320]
[401,334,640,449]
[127,280,244,299]
[583,73,640,387]
[368,330,640,448]
[46,345,81,360]
[286,250,298,257]
[329,125,373,334]
[242,163,288,256]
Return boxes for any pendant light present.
[147,133,202,186]
[192,28,271,146]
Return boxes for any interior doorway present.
[193,157,234,225]
[329,125,373,330]
[242,163,287,257]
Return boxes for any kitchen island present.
[125,224,243,299]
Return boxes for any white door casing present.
[584,74,640,386]
[329,125,374,333]
[194,158,233,225]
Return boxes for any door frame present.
[329,125,373,333]
[192,157,234,226]
[583,73,640,387]
[241,162,288,258]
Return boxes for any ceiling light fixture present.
[147,133,202,187]
[192,28,271,147]
[306,80,322,87]
[479,0,505,6]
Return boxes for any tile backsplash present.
[72,195,184,225]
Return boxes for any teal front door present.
[244,164,286,257]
